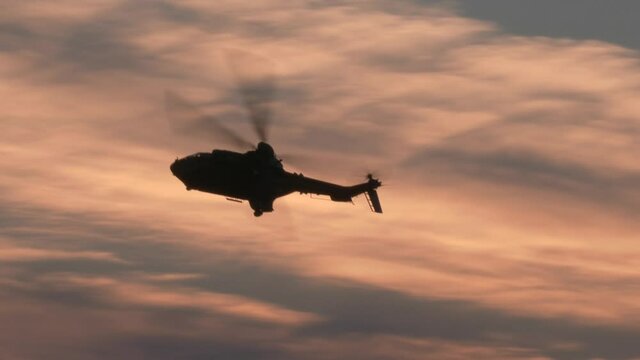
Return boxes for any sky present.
[1,0,640,359]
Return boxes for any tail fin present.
[364,174,383,213]
[365,189,383,213]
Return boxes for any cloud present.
[0,244,126,263]
[452,0,640,50]
[3,202,640,359]
[2,0,640,359]
[404,146,640,218]
[40,273,320,326]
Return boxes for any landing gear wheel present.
[253,210,263,217]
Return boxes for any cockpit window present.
[188,153,209,160]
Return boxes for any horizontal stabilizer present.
[365,189,383,213]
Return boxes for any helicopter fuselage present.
[170,142,382,216]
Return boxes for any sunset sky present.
[1,1,640,359]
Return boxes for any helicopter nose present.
[170,158,185,178]
[170,158,192,190]
[170,158,178,174]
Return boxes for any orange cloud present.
[2,0,640,358]
[41,273,320,326]
[0,245,126,263]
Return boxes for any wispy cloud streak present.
[1,0,640,359]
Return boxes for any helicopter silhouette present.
[167,54,382,217]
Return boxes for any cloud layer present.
[1,1,640,359]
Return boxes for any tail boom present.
[285,172,383,213]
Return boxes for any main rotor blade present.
[165,90,255,150]
[225,49,277,143]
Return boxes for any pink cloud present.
[1,0,640,358]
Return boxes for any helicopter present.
[167,54,383,217]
